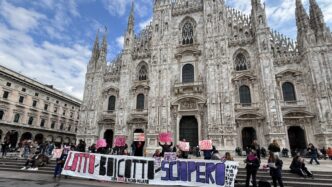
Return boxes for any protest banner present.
[154,157,161,168]
[53,149,63,159]
[199,140,213,150]
[62,151,239,187]
[158,133,172,143]
[114,136,126,146]
[178,141,190,151]
[163,152,177,162]
[134,133,145,141]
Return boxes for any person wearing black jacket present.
[245,149,260,187]
[268,152,284,187]
[290,155,313,178]
[268,140,281,154]
[307,143,320,165]
[159,142,173,157]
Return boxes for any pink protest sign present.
[114,136,126,147]
[134,133,145,141]
[179,141,190,151]
[53,149,63,159]
[158,132,173,143]
[199,140,213,150]
[96,139,107,149]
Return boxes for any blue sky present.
[0,0,331,99]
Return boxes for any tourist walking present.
[245,149,260,187]
[268,152,284,187]
[290,155,313,178]
[307,143,320,165]
[268,140,281,156]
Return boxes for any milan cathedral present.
[78,0,332,154]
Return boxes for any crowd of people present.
[2,137,331,186]
[242,140,332,187]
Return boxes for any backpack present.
[258,180,271,187]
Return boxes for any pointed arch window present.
[282,82,296,101]
[136,94,145,110]
[108,96,116,111]
[182,22,194,45]
[235,53,249,71]
[13,114,20,123]
[138,65,148,81]
[239,85,252,105]
[182,64,194,83]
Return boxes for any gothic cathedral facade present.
[78,0,332,154]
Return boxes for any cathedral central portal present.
[179,116,199,148]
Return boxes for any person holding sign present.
[267,152,284,187]
[178,139,189,159]
[158,133,173,157]
[200,140,214,160]
[53,145,68,178]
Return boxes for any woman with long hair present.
[268,152,284,187]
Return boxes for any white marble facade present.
[77,0,332,154]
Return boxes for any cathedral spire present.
[309,0,326,38]
[127,1,135,34]
[251,0,267,30]
[296,0,310,32]
[296,0,310,52]
[99,27,108,62]
[91,31,100,62]
[124,1,135,51]
[251,0,261,8]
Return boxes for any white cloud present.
[0,0,46,32]
[0,22,90,99]
[116,36,124,49]
[102,0,152,18]
[102,0,130,17]
[139,17,152,30]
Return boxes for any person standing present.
[180,139,189,159]
[245,149,260,187]
[159,142,173,157]
[307,143,320,165]
[77,140,86,152]
[268,152,284,187]
[1,141,9,158]
[203,148,214,160]
[134,141,145,156]
[251,139,261,160]
[268,140,281,155]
